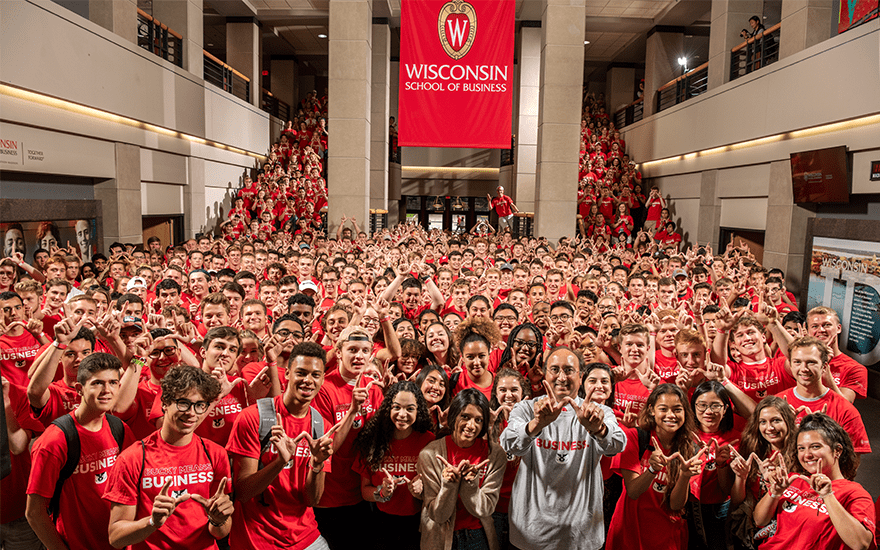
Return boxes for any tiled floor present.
[854,397,880,499]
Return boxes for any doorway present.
[143,215,184,249]
[719,227,765,263]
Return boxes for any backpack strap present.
[48,414,80,520]
[106,414,126,451]
[256,397,277,457]
[309,406,324,440]
[637,427,653,459]
[137,440,146,500]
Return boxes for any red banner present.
[398,0,514,149]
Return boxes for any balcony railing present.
[203,51,250,103]
[730,23,781,81]
[613,97,644,128]
[656,62,709,113]
[261,88,290,121]
[136,9,183,67]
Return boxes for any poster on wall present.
[837,0,879,34]
[807,236,880,368]
[398,0,514,148]
[2,219,96,265]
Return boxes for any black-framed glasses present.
[275,328,304,339]
[549,313,572,323]
[695,403,726,413]
[547,366,577,377]
[512,339,538,350]
[174,399,210,414]
[149,346,178,358]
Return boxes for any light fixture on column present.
[677,57,688,72]
[584,40,590,45]
[318,33,328,39]
[453,197,464,210]
[432,196,445,210]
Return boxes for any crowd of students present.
[0,95,876,550]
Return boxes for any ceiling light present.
[677,57,687,66]
[318,33,327,38]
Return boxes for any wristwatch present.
[373,487,392,503]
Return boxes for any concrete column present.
[779,0,833,59]
[327,0,372,234]
[369,21,391,212]
[89,0,137,44]
[270,58,297,111]
[227,18,261,106]
[515,24,541,215]
[708,0,764,89]
[534,0,585,242]
[185,157,206,239]
[95,143,142,250]
[697,170,722,250]
[643,28,684,116]
[606,65,636,114]
[153,0,203,76]
[763,160,815,294]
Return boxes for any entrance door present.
[143,215,183,249]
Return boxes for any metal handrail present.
[656,62,709,113]
[136,8,183,67]
[730,23,782,81]
[613,96,644,128]
[203,51,250,103]
[261,88,291,121]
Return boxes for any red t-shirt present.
[0,331,42,388]
[28,413,135,550]
[613,376,651,420]
[453,371,494,401]
[727,356,795,402]
[33,380,80,428]
[491,196,514,217]
[608,427,688,550]
[777,388,871,453]
[759,478,875,550]
[690,429,740,504]
[645,197,664,221]
[353,430,434,516]
[1,383,44,524]
[829,353,868,399]
[444,436,489,531]
[225,396,333,549]
[312,370,384,507]
[117,379,162,441]
[654,351,679,384]
[103,431,232,550]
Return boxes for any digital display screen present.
[790,146,850,204]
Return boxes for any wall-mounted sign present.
[870,160,880,181]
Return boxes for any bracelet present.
[719,378,729,386]
[190,337,199,345]
[208,515,228,527]
[647,465,658,475]
[148,516,156,528]
[131,355,146,369]
[373,487,392,503]
[769,492,783,499]
[819,491,835,500]
[380,316,391,323]
[310,459,325,473]
[52,340,67,350]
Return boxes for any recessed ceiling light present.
[318,33,328,38]
[584,40,590,44]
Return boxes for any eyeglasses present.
[148,346,178,358]
[512,338,538,350]
[695,403,726,413]
[275,329,304,339]
[494,315,517,324]
[174,399,210,414]
[362,316,380,326]
[549,313,572,323]
[598,304,616,312]
[547,366,577,377]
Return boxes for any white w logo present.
[446,18,468,49]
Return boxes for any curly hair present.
[160,365,221,405]
[789,413,860,480]
[454,316,501,351]
[498,323,543,375]
[353,381,432,472]
[739,396,797,481]
[638,384,697,513]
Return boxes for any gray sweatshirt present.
[499,396,626,550]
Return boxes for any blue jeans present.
[452,528,490,550]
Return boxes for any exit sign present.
[871,160,880,181]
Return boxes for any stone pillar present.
[708,0,764,89]
[643,27,684,116]
[95,143,142,250]
[606,65,636,114]
[515,24,541,215]
[185,157,206,239]
[369,21,391,212]
[270,57,297,111]
[534,1,585,242]
[779,0,832,59]
[763,160,815,293]
[697,170,722,250]
[89,0,137,44]
[227,17,261,106]
[153,0,203,77]
[327,0,372,234]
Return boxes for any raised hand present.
[531,380,572,430]
[150,478,190,528]
[190,477,234,527]
[303,415,345,465]
[437,455,461,484]
[378,468,398,500]
[574,387,606,433]
[635,367,661,392]
[460,459,489,483]
[405,474,423,498]
[620,401,638,428]
[430,405,450,428]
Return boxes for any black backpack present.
[49,413,126,519]
[254,397,325,506]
